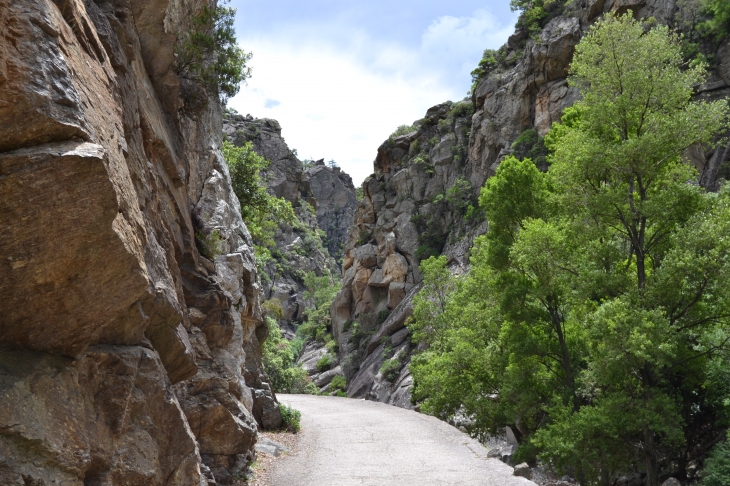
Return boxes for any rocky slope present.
[332,0,730,408]
[223,113,357,338]
[0,1,278,484]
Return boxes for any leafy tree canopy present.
[175,1,252,102]
[409,14,730,485]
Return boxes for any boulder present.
[662,479,681,486]
[513,463,532,480]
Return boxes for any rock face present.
[332,0,730,407]
[331,100,483,408]
[306,161,358,262]
[222,113,357,337]
[0,0,278,484]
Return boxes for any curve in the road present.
[270,394,537,486]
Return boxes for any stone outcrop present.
[306,160,358,262]
[332,0,730,408]
[331,100,482,408]
[0,0,278,484]
[223,113,356,338]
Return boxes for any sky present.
[227,1,519,185]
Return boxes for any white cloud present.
[228,9,515,186]
[421,10,517,81]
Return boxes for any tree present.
[175,1,252,102]
[223,141,294,254]
[700,0,730,38]
[533,14,728,484]
[410,14,730,485]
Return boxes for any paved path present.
[270,394,537,486]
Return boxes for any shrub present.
[195,229,224,259]
[262,317,316,394]
[511,129,549,170]
[701,435,730,486]
[326,339,339,355]
[700,0,730,39]
[287,368,319,395]
[450,100,475,119]
[174,1,252,103]
[330,375,347,392]
[224,141,295,251]
[357,230,372,245]
[390,124,418,139]
[262,298,284,320]
[379,358,401,383]
[279,404,301,433]
[316,354,333,372]
[348,322,366,347]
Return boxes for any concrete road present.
[270,394,537,486]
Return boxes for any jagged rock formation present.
[222,113,356,337]
[332,0,730,408]
[0,0,278,484]
[306,160,358,262]
[331,101,480,409]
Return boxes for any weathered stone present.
[0,346,205,486]
[513,463,532,479]
[0,0,276,483]
[255,437,290,457]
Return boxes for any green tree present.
[297,271,341,342]
[411,14,730,485]
[700,0,730,38]
[175,1,252,102]
[530,14,728,484]
[223,140,295,256]
[262,317,318,394]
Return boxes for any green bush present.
[279,404,301,433]
[330,375,347,392]
[316,354,333,372]
[224,141,295,253]
[702,435,730,486]
[700,0,730,39]
[511,129,549,170]
[262,317,317,394]
[379,358,401,383]
[195,229,224,259]
[174,1,252,102]
[390,124,418,139]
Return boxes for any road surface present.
[270,394,537,486]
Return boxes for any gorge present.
[1,0,730,485]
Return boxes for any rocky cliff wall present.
[332,0,730,408]
[0,1,278,484]
[223,113,356,337]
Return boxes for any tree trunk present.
[643,424,659,486]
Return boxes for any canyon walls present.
[0,0,276,484]
[223,113,356,338]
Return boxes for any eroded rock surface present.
[0,0,277,484]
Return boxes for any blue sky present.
[227,1,518,185]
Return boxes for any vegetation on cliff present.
[409,14,730,485]
[223,140,295,262]
[175,1,252,102]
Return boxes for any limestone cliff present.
[223,113,357,338]
[0,0,278,484]
[332,0,730,408]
